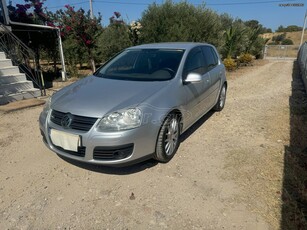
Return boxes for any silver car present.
[39,43,227,166]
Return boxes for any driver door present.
[182,47,211,127]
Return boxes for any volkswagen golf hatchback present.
[39,43,227,166]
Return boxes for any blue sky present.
[11,0,307,31]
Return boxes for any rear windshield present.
[95,49,185,81]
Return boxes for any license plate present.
[50,129,81,152]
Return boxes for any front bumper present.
[39,110,158,166]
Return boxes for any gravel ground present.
[0,60,294,229]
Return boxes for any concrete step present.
[0,52,6,59]
[0,81,34,95]
[0,66,20,76]
[0,59,12,68]
[0,88,41,105]
[0,73,26,84]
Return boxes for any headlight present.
[97,108,142,132]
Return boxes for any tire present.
[154,114,180,163]
[213,84,227,111]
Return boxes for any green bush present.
[223,58,237,71]
[272,33,286,44]
[281,38,294,45]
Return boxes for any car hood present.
[51,75,168,117]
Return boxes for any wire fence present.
[264,45,299,59]
[297,42,307,92]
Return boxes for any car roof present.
[127,42,211,50]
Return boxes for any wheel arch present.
[154,108,182,162]
[155,108,183,140]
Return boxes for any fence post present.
[263,45,268,59]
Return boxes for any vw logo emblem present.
[61,113,73,129]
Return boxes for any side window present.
[183,47,207,78]
[202,46,218,71]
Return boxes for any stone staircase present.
[0,52,41,105]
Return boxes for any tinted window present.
[202,46,218,71]
[183,47,207,77]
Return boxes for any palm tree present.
[245,26,262,53]
[223,25,246,58]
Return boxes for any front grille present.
[54,145,86,157]
[93,144,134,160]
[51,110,97,131]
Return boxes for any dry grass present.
[261,31,307,45]
[266,45,299,58]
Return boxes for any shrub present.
[238,53,253,65]
[272,33,286,44]
[223,58,237,71]
[281,38,294,45]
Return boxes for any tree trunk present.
[88,49,96,73]
[53,53,57,77]
[90,58,96,72]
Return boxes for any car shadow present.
[58,154,158,175]
[281,61,307,229]
[58,110,215,175]
[180,110,214,142]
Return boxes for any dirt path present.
[0,60,294,229]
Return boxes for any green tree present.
[245,26,262,53]
[276,25,302,32]
[140,1,223,47]
[97,12,132,62]
[222,24,246,58]
[244,19,272,34]
[249,37,265,59]
[276,25,285,32]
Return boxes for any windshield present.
[95,49,185,81]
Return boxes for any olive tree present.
[139,1,223,48]
[97,12,132,62]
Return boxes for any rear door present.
[201,46,222,108]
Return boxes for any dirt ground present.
[0,60,295,229]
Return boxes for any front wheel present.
[213,84,227,111]
[154,114,180,163]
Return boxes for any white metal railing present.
[0,22,45,95]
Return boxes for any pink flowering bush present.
[8,0,52,25]
[54,5,102,72]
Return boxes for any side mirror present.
[184,73,202,84]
